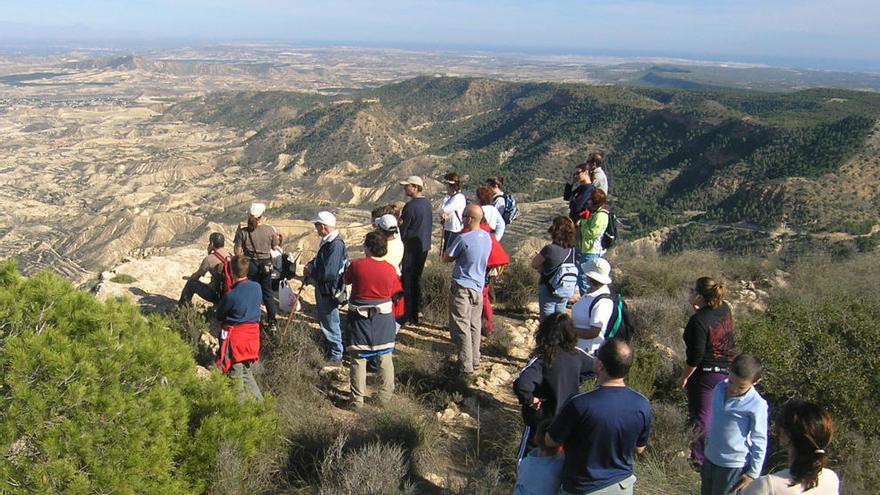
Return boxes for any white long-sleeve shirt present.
[481,204,506,241]
[441,192,466,233]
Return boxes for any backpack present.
[212,251,234,295]
[545,248,578,299]
[600,209,618,249]
[587,291,636,342]
[494,193,519,225]
[330,239,350,307]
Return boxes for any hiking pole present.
[281,280,307,339]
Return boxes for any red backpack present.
[213,251,234,295]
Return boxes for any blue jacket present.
[216,279,262,325]
[705,381,769,478]
[311,236,347,296]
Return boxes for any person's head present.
[399,176,424,197]
[596,339,634,380]
[584,257,612,288]
[533,313,577,368]
[310,211,337,237]
[690,276,725,309]
[247,202,266,228]
[475,186,494,206]
[485,176,504,191]
[533,418,557,455]
[231,255,249,280]
[363,230,388,258]
[462,204,483,229]
[208,232,225,250]
[780,400,833,491]
[371,204,400,222]
[373,214,399,237]
[587,188,607,212]
[573,162,590,184]
[443,172,462,193]
[548,216,575,248]
[727,354,763,397]
[587,151,605,171]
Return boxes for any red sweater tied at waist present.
[216,322,261,373]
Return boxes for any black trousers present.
[178,279,220,306]
[401,239,428,325]
[247,259,277,324]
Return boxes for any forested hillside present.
[168,76,880,241]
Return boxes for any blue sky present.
[2,0,878,70]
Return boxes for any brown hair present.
[231,255,249,279]
[443,172,462,192]
[549,216,575,248]
[364,231,388,258]
[589,188,607,211]
[575,162,589,174]
[694,276,725,308]
[533,313,577,368]
[476,186,494,206]
[730,354,763,382]
[587,151,605,167]
[371,203,400,223]
[486,176,504,188]
[782,400,833,491]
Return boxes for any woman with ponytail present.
[743,400,839,494]
[677,276,738,468]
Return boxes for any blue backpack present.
[546,248,578,299]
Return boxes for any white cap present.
[374,214,398,233]
[398,176,424,187]
[584,257,612,286]
[309,211,337,227]
[249,202,266,218]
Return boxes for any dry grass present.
[319,435,415,495]
[420,260,453,326]
[496,259,538,313]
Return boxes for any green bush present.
[109,273,137,284]
[496,260,538,313]
[419,261,452,326]
[0,261,277,494]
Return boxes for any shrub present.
[635,402,700,495]
[0,261,277,494]
[419,261,452,326]
[483,325,514,357]
[319,436,414,495]
[362,396,444,477]
[163,304,216,366]
[109,273,137,284]
[627,345,660,399]
[496,259,538,313]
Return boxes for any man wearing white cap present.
[234,202,280,331]
[570,257,614,355]
[303,211,348,364]
[398,176,432,326]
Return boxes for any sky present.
[1,0,878,71]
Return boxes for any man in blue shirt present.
[303,211,347,365]
[442,204,491,377]
[546,340,652,495]
[216,255,264,402]
[701,354,768,495]
[399,176,433,326]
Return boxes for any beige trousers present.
[349,352,395,405]
[448,282,483,374]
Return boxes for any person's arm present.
[512,359,543,409]
[233,228,244,257]
[493,210,506,240]
[574,326,601,340]
[579,351,596,383]
[574,297,611,340]
[634,405,653,455]
[188,256,211,281]
[442,236,461,263]
[563,182,573,201]
[736,400,769,492]
[678,317,706,389]
[270,227,280,249]
[216,293,232,322]
[530,252,545,270]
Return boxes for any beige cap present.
[584,257,612,286]
[398,176,424,187]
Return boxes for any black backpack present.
[587,291,635,342]
[600,209,618,249]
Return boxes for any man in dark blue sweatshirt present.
[304,211,348,364]
[398,176,433,326]
[216,255,264,402]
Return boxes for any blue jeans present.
[700,460,744,495]
[577,252,601,296]
[538,283,568,321]
[316,291,343,361]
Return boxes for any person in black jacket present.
[513,312,595,461]
[562,162,594,222]
[304,211,348,364]
[398,176,432,326]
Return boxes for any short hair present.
[694,276,725,308]
[575,162,589,173]
[209,232,225,249]
[371,203,400,222]
[475,186,494,206]
[589,188,607,209]
[231,255,249,279]
[364,231,388,258]
[730,354,763,382]
[597,339,634,379]
[587,151,605,167]
[548,216,575,248]
[486,176,504,188]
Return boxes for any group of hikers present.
[178,152,840,495]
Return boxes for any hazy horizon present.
[1,0,879,72]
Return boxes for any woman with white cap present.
[233,202,280,331]
[569,257,614,355]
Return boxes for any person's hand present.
[303,263,312,279]
[530,398,542,411]
[734,474,754,492]
[676,374,688,390]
